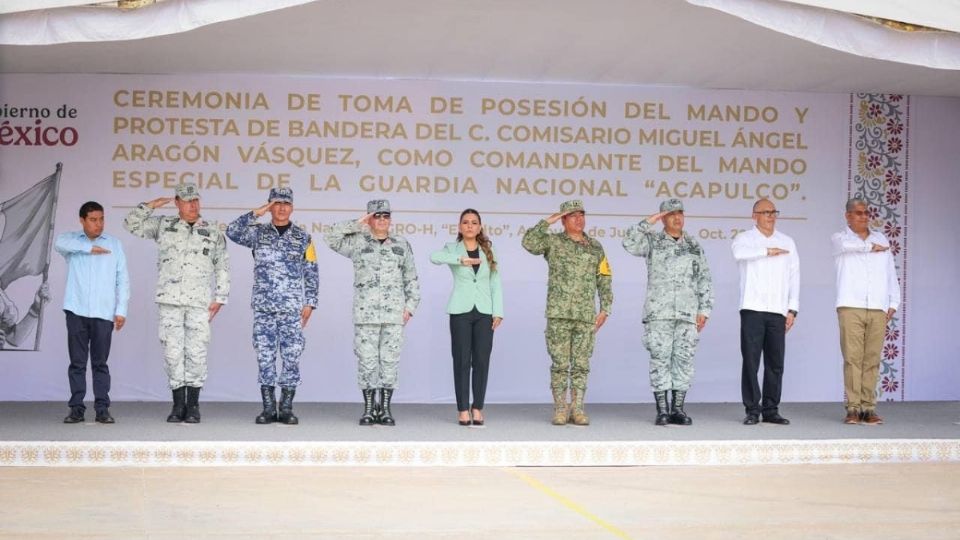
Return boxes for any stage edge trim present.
[1,439,958,467]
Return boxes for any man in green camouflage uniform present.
[522,200,613,426]
[325,199,420,426]
[124,183,230,424]
[623,198,713,426]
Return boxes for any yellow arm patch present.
[598,256,612,276]
[305,242,317,263]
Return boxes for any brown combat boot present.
[570,388,590,426]
[551,387,569,425]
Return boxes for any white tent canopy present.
[1,0,959,96]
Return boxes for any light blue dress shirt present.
[55,231,130,321]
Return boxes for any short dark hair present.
[79,201,103,218]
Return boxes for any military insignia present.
[598,256,612,276]
[197,229,210,237]
[391,246,405,256]
[305,242,317,263]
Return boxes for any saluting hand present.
[872,243,890,252]
[147,197,174,209]
[357,212,374,227]
[254,201,275,218]
[459,256,482,266]
[91,245,111,255]
[646,211,669,225]
[767,247,790,256]
[545,210,571,225]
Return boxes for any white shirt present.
[731,227,800,315]
[832,227,900,311]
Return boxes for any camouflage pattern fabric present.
[225,211,319,312]
[157,304,210,389]
[643,319,699,391]
[622,220,713,323]
[521,220,613,323]
[226,211,319,389]
[124,203,230,308]
[324,220,420,324]
[353,323,403,389]
[253,309,303,387]
[545,318,595,391]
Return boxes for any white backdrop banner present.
[0,75,926,403]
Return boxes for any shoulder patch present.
[305,242,317,263]
[598,256,612,276]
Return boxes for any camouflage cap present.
[367,199,391,214]
[175,183,200,201]
[560,199,585,214]
[268,187,293,204]
[659,198,684,213]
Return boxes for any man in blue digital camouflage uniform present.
[226,187,319,425]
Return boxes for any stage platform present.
[2,401,958,467]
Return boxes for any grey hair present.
[845,197,868,212]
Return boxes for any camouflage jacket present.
[124,203,230,308]
[521,219,613,323]
[226,211,319,313]
[622,220,713,323]
[324,219,420,324]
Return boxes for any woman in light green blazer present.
[430,209,503,426]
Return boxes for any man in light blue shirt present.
[55,201,129,424]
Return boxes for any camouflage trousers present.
[354,323,403,390]
[545,318,595,392]
[157,303,210,389]
[253,310,304,388]
[643,319,699,391]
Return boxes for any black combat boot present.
[669,390,692,425]
[167,386,187,423]
[183,386,201,424]
[654,391,670,426]
[255,385,277,424]
[278,387,299,425]
[378,388,395,426]
[359,389,376,425]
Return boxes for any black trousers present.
[740,309,785,416]
[449,308,494,411]
[65,310,114,413]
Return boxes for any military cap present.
[367,199,391,214]
[269,187,294,204]
[175,183,200,201]
[659,198,684,213]
[560,200,585,214]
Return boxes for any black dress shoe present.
[458,419,471,426]
[743,414,759,425]
[95,410,115,424]
[762,413,790,425]
[63,409,84,424]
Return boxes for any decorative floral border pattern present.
[849,93,909,400]
[1,439,957,467]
